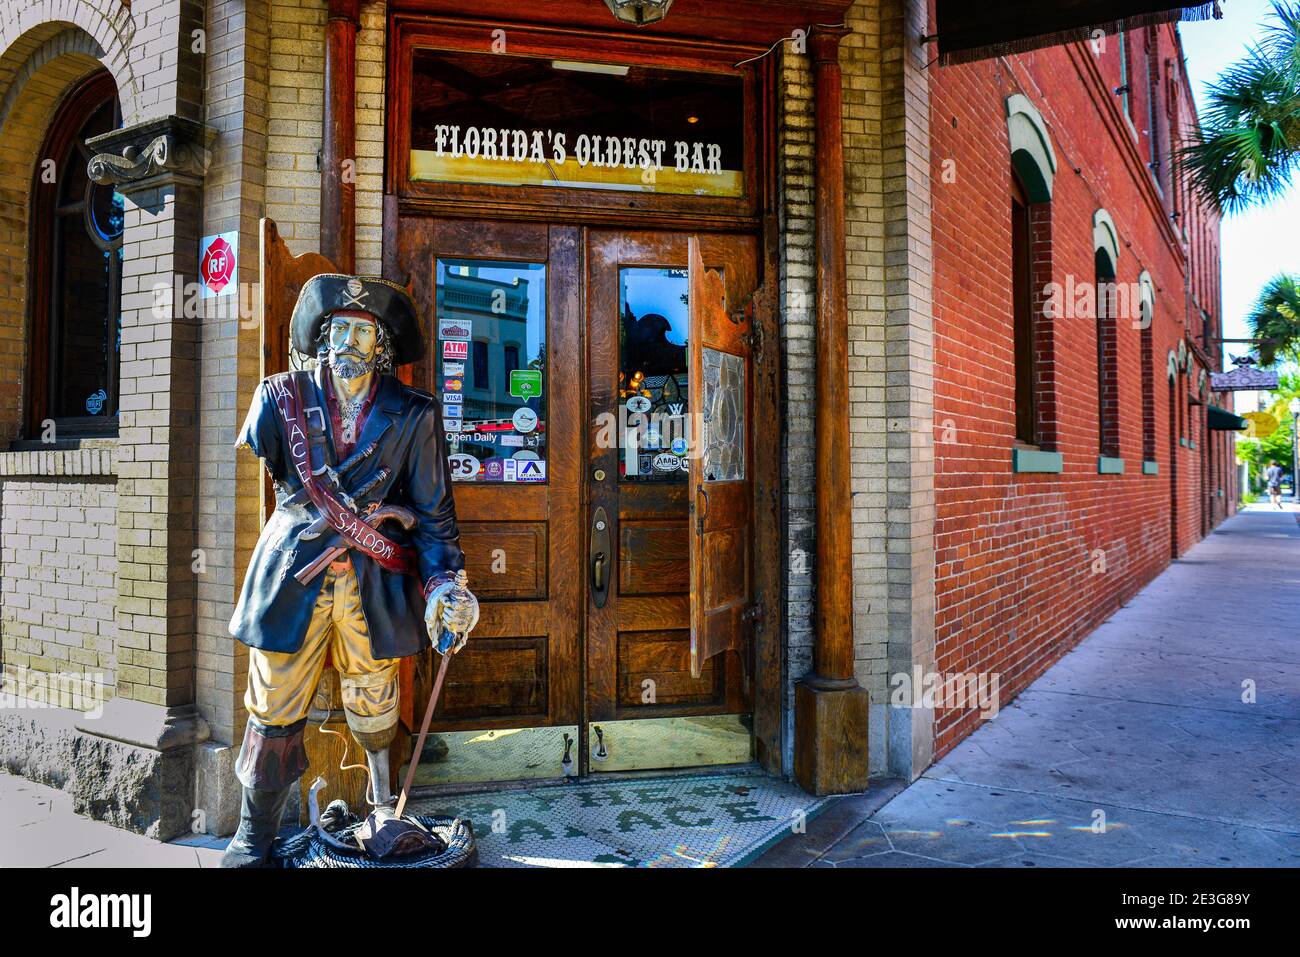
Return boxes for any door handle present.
[590,506,610,608]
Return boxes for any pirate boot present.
[222,785,296,869]
[221,717,309,869]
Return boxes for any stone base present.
[193,741,241,838]
[69,733,196,839]
[794,679,869,795]
[887,702,934,782]
[0,704,81,789]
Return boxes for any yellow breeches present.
[244,562,401,739]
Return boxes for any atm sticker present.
[443,340,469,360]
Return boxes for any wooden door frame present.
[383,8,787,773]
[390,211,784,774]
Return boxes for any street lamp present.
[1291,397,1300,503]
[603,0,674,25]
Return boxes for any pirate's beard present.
[328,350,378,380]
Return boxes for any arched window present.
[1011,172,1036,444]
[27,70,122,440]
[1093,210,1121,463]
[1138,272,1156,466]
[1007,94,1058,465]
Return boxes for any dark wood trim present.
[752,51,783,775]
[387,14,766,224]
[810,25,853,685]
[388,0,852,44]
[322,0,360,271]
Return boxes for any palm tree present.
[1246,274,1300,365]
[1181,2,1300,212]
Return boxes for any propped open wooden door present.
[687,236,754,680]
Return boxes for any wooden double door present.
[401,221,760,782]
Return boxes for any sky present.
[1178,0,1300,366]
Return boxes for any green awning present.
[1207,405,1247,431]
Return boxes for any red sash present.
[269,371,415,578]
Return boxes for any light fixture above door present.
[602,0,674,26]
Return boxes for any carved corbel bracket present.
[85,115,214,195]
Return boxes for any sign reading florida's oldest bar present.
[409,49,746,197]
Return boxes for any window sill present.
[0,440,117,478]
[1142,460,1159,476]
[1097,455,1125,475]
[1012,447,1063,474]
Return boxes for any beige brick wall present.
[842,0,935,777]
[264,0,386,272]
[355,2,386,276]
[0,452,118,700]
[266,0,325,257]
[779,3,935,777]
[196,0,271,744]
[776,43,817,768]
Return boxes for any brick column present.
[76,114,212,838]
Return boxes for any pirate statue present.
[221,274,479,868]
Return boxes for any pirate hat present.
[289,274,424,366]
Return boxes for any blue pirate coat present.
[229,363,464,659]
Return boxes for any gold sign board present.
[409,50,746,198]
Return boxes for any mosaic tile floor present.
[409,771,828,868]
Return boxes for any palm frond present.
[1181,2,1300,212]
[1247,273,1300,365]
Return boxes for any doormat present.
[408,771,827,868]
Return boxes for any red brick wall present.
[927,22,1229,757]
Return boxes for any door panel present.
[586,230,757,770]
[400,219,582,745]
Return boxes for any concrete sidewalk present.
[3,505,1295,868]
[769,504,1300,867]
